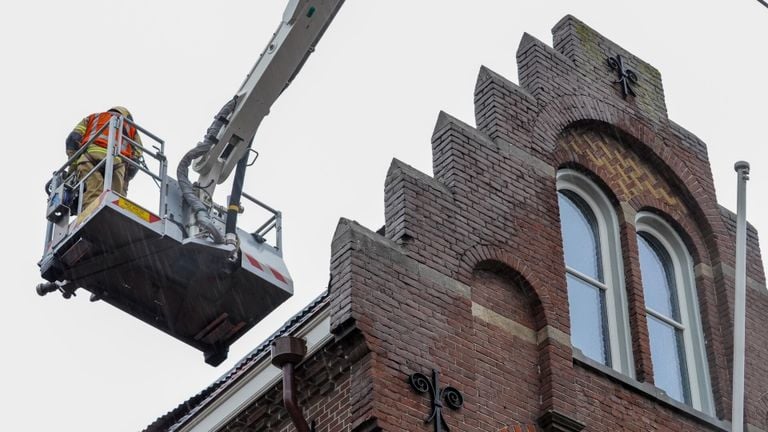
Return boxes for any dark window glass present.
[558,191,603,281]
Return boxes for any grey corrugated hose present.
[176,96,238,244]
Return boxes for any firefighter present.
[65,106,143,209]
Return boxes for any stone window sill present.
[572,351,731,432]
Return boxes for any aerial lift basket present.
[39,0,346,366]
[39,116,292,366]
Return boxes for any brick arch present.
[628,196,709,265]
[541,106,725,266]
[469,258,546,426]
[550,125,696,216]
[458,243,555,328]
[458,243,580,421]
[555,161,623,210]
[553,153,711,265]
[532,94,664,159]
[536,95,705,213]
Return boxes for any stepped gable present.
[147,15,767,432]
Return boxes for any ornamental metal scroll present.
[607,53,638,99]
[409,369,464,432]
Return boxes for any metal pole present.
[104,116,118,193]
[158,152,168,217]
[732,161,750,432]
[225,147,251,236]
[276,211,283,254]
[78,181,85,213]
[44,221,54,250]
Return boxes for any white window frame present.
[635,212,715,415]
[557,169,635,378]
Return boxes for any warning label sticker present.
[114,198,160,223]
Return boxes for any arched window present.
[636,212,714,414]
[557,170,634,376]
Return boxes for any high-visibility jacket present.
[72,112,142,159]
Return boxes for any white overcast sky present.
[1,1,766,431]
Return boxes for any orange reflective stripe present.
[82,113,112,148]
[81,115,97,145]
[124,122,136,139]
[116,116,126,156]
[123,122,136,158]
[80,112,136,158]
[118,121,137,158]
[80,112,137,158]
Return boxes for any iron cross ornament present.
[607,53,638,99]
[409,369,464,432]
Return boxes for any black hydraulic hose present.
[225,141,252,236]
[176,96,238,244]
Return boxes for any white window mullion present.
[566,267,609,291]
[645,307,685,331]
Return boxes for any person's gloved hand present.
[66,132,82,155]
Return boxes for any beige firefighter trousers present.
[76,151,126,209]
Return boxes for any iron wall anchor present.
[408,369,464,432]
[607,53,638,99]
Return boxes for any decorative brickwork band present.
[409,369,464,432]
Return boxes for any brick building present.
[146,15,767,432]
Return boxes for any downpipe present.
[271,336,314,432]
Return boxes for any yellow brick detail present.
[561,127,680,208]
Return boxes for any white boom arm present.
[194,0,345,187]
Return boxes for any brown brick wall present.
[471,266,542,425]
[348,14,765,432]
[205,14,767,432]
[330,220,557,431]
[572,363,713,432]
